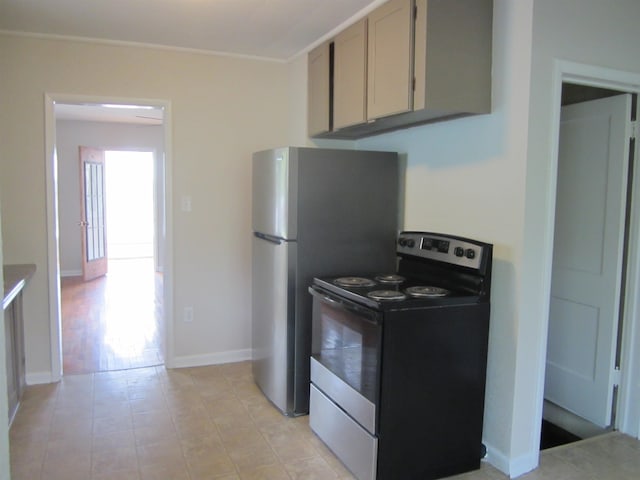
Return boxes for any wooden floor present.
[61,258,164,375]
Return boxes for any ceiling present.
[55,103,165,125]
[0,0,383,61]
[2,0,384,124]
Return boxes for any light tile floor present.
[9,361,640,480]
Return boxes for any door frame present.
[44,93,175,380]
[537,60,640,446]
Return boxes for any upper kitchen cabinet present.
[308,0,493,139]
[333,18,368,130]
[307,42,331,137]
[413,0,492,115]
[367,0,414,121]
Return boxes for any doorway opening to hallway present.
[542,83,638,449]
[61,149,164,375]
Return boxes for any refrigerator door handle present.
[254,232,284,245]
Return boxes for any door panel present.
[80,146,108,281]
[334,18,367,130]
[367,0,413,120]
[545,94,632,427]
[307,43,331,137]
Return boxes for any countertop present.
[3,264,36,310]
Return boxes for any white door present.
[545,94,632,427]
[79,146,108,281]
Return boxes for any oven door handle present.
[309,286,381,325]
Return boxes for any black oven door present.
[309,286,382,405]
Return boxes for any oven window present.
[311,296,381,403]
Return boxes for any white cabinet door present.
[333,18,367,130]
[545,94,632,427]
[367,0,413,120]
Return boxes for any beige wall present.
[0,34,293,376]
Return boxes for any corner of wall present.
[484,441,538,479]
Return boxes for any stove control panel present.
[397,232,487,270]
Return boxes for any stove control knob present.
[398,237,415,248]
[454,247,464,257]
[465,248,476,259]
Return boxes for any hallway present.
[61,258,163,374]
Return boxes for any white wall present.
[0,34,292,377]
[56,120,164,275]
[515,0,640,472]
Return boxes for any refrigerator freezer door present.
[252,147,297,240]
[251,233,297,414]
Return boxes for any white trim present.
[483,442,537,479]
[553,60,640,92]
[162,104,175,369]
[60,270,81,278]
[0,29,285,64]
[533,60,640,461]
[44,94,62,383]
[619,98,640,438]
[529,60,565,467]
[170,349,252,369]
[43,93,176,375]
[26,371,56,385]
[483,443,509,476]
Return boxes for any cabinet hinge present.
[414,3,418,19]
[412,77,416,92]
[631,120,639,139]
[612,367,621,387]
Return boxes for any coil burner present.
[405,286,450,298]
[375,274,406,284]
[334,277,376,288]
[367,290,407,301]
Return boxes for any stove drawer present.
[310,356,376,433]
[310,384,377,480]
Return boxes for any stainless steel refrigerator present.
[252,146,399,416]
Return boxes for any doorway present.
[60,148,163,374]
[542,83,637,448]
[44,94,174,380]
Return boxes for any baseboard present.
[168,349,251,369]
[60,269,81,277]
[26,371,57,385]
[483,441,538,479]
